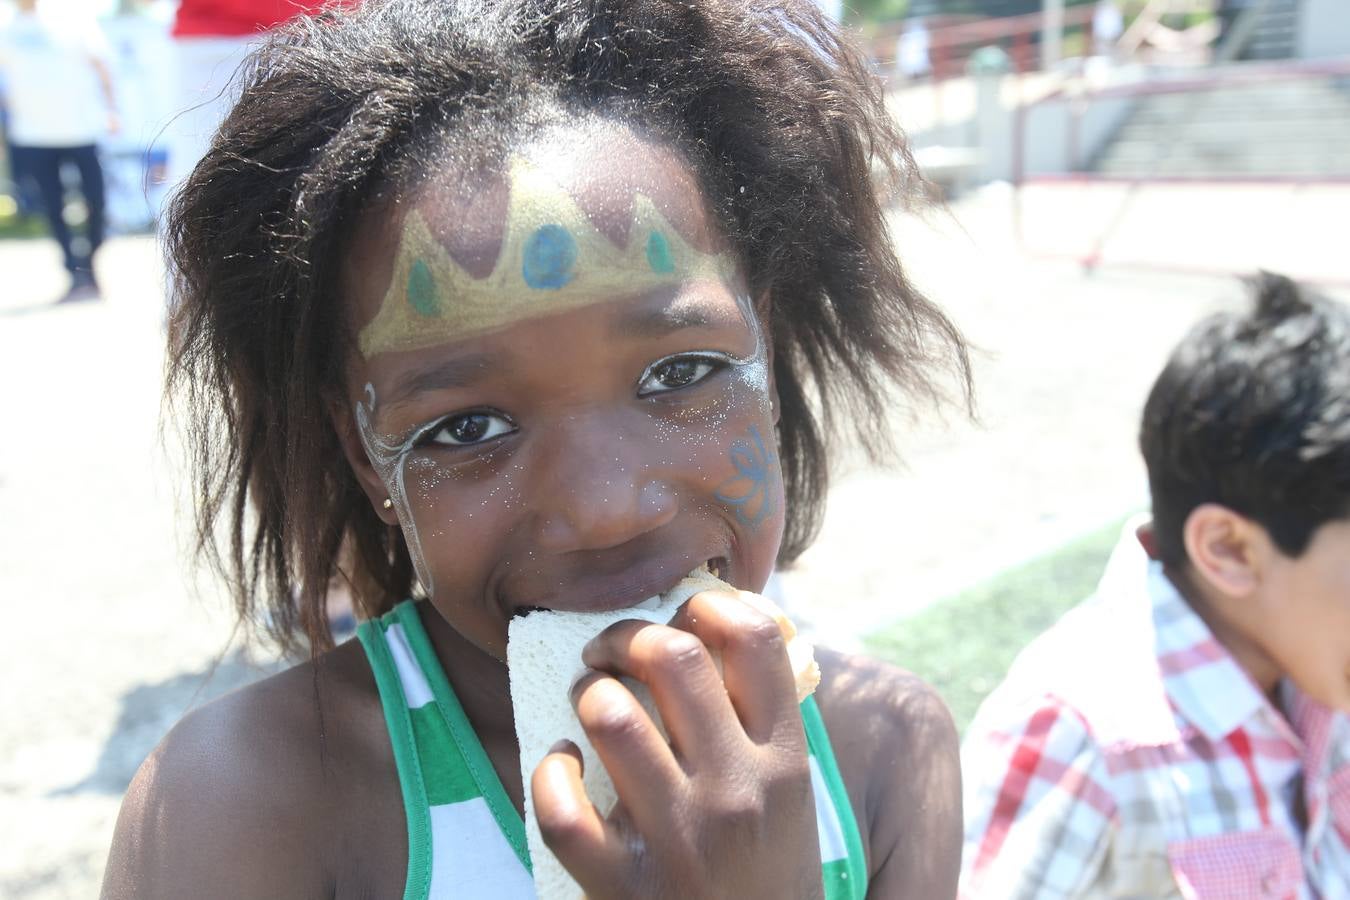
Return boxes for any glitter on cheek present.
[654,331,768,447]
[652,409,722,471]
[406,453,467,497]
[737,355,770,396]
[402,445,526,548]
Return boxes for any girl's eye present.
[425,412,515,447]
[638,356,722,396]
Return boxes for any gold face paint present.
[358,157,739,358]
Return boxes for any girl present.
[102,0,970,896]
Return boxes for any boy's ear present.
[330,397,400,527]
[1182,503,1263,599]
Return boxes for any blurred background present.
[2,0,1347,896]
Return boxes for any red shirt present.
[172,0,330,37]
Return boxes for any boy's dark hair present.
[1140,271,1350,568]
[166,0,970,653]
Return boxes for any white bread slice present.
[507,568,818,899]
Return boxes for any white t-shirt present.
[0,8,111,147]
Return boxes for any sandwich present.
[507,566,819,899]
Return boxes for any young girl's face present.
[338,125,784,661]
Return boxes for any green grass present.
[864,518,1127,734]
[0,211,49,240]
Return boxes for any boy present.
[0,0,117,301]
[960,272,1350,898]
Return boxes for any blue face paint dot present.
[646,229,675,274]
[522,224,578,290]
[406,258,439,316]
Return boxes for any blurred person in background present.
[960,273,1350,898]
[1092,0,1123,58]
[163,0,328,195]
[0,0,119,301]
[895,17,931,82]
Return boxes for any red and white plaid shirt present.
[960,519,1350,899]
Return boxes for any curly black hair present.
[166,0,970,654]
[1140,271,1350,567]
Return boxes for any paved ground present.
[0,236,281,898]
[2,183,1345,897]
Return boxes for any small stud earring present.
[382,498,393,510]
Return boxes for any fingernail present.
[548,738,573,755]
[568,666,593,700]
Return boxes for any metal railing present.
[870,6,1104,84]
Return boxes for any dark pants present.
[9,144,106,278]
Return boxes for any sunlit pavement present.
[2,185,1346,897]
[0,235,271,897]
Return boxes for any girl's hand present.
[531,589,825,900]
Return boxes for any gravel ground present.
[2,183,1344,898]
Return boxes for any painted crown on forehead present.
[358,157,738,358]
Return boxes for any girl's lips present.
[509,555,730,617]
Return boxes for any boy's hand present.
[531,589,825,899]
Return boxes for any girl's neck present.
[420,607,528,813]
[418,604,518,745]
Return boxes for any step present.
[1130,106,1350,123]
[1097,153,1350,171]
[1118,112,1350,129]
[1097,143,1350,163]
[1099,145,1350,162]
[1130,100,1350,121]
[1096,157,1350,177]
[1102,150,1350,169]
[1100,137,1350,154]
[1120,97,1350,128]
[1110,124,1350,145]
[1130,81,1350,98]
[1128,89,1350,109]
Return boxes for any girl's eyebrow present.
[381,299,741,412]
[610,302,723,340]
[384,352,496,412]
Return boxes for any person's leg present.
[12,145,77,275]
[69,144,107,277]
[6,141,39,216]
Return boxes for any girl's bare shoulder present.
[813,647,963,899]
[101,639,405,900]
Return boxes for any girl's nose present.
[530,421,678,554]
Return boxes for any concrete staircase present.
[1240,0,1302,61]
[1092,74,1350,178]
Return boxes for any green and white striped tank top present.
[359,600,869,900]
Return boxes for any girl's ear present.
[754,288,781,426]
[768,352,781,426]
[1182,503,1263,599]
[330,397,400,527]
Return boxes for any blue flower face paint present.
[713,424,779,529]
